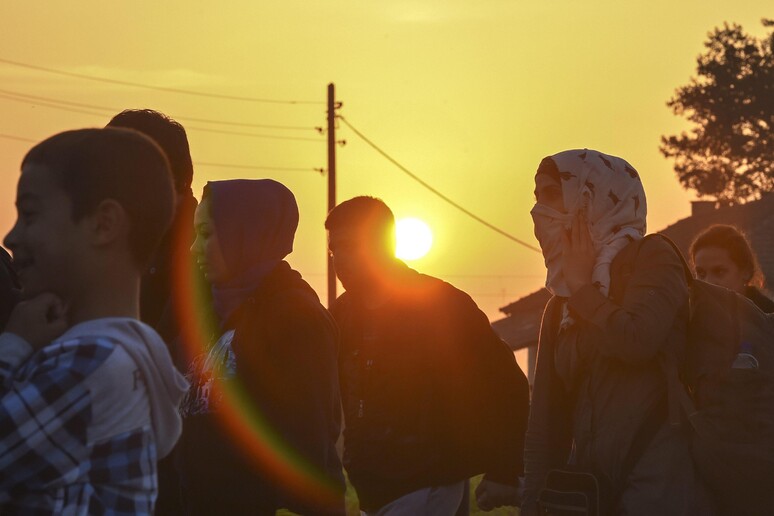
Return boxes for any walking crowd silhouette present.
[0,110,772,516]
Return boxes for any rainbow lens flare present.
[170,223,342,510]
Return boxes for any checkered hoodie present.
[0,318,188,515]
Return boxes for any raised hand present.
[561,211,596,294]
[5,293,68,350]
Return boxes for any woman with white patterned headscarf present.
[521,150,715,515]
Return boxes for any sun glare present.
[395,217,433,261]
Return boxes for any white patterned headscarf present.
[531,149,647,299]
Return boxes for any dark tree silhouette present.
[661,19,774,205]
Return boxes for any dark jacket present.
[522,236,713,516]
[145,193,200,516]
[333,263,529,511]
[744,286,774,313]
[179,261,345,515]
[140,192,199,372]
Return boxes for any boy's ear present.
[90,199,129,248]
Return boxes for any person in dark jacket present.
[180,179,345,515]
[326,196,529,515]
[690,224,774,313]
[524,149,713,515]
[107,109,202,516]
[107,109,199,370]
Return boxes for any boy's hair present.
[325,196,396,253]
[690,224,764,289]
[22,128,175,268]
[107,109,193,193]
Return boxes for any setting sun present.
[395,217,433,261]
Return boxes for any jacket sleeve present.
[0,334,95,502]
[566,237,689,365]
[433,285,530,485]
[233,292,344,513]
[521,298,573,515]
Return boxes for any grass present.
[468,475,521,516]
[278,474,520,515]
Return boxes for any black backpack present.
[635,235,774,515]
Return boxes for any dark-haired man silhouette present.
[107,109,199,367]
[326,196,529,514]
[107,110,202,515]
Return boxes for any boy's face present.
[4,164,90,299]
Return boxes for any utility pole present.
[326,83,337,309]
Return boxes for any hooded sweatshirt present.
[0,317,188,515]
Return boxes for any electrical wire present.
[338,116,542,253]
[0,131,319,173]
[0,93,324,142]
[0,88,314,130]
[178,124,323,142]
[0,133,36,143]
[0,92,107,118]
[0,57,323,105]
[195,162,317,172]
[440,273,543,279]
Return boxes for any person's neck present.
[356,264,404,310]
[362,282,391,310]
[67,274,140,326]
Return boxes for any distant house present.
[491,288,550,384]
[492,194,774,383]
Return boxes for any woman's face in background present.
[191,196,230,285]
[693,245,749,293]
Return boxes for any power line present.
[338,116,542,253]
[303,272,541,279]
[0,57,324,105]
[0,93,324,142]
[0,88,314,130]
[178,124,323,142]
[0,131,319,173]
[0,92,107,117]
[440,273,543,279]
[195,162,317,172]
[0,133,36,143]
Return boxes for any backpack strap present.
[614,394,667,505]
[618,234,698,429]
[639,234,694,284]
[644,235,707,427]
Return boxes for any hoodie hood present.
[60,318,189,458]
[204,179,299,323]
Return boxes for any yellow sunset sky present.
[0,1,770,321]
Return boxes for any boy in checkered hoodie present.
[0,128,188,514]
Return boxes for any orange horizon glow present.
[0,3,770,327]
